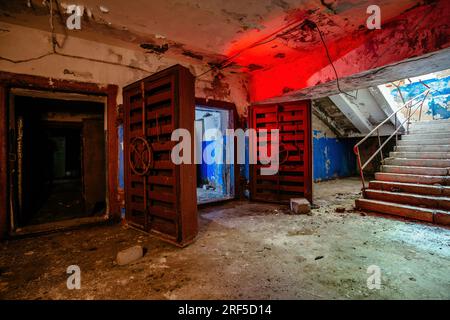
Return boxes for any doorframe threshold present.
[197,196,236,207]
[9,215,111,239]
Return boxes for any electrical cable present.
[197,17,359,101]
[195,17,309,79]
[312,21,357,99]
[0,0,152,73]
[0,51,153,73]
[1,3,359,99]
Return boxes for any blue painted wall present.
[313,130,357,182]
[241,131,356,183]
[118,125,125,218]
[243,136,250,181]
[118,125,124,189]
[199,136,235,196]
[390,75,450,119]
[117,124,357,199]
[199,139,224,189]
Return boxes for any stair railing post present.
[377,128,383,163]
[354,145,366,197]
[419,100,423,121]
[406,101,411,134]
[353,89,434,202]
[394,113,398,144]
[418,90,430,122]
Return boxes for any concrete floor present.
[0,177,449,299]
[28,180,88,226]
[197,187,231,204]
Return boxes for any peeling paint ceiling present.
[0,0,447,103]
[0,0,424,66]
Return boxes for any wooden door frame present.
[0,71,119,238]
[195,98,240,204]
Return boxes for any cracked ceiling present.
[0,0,448,102]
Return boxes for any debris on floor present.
[116,245,144,266]
[0,178,449,300]
[290,198,311,215]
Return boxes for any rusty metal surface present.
[82,118,106,214]
[129,136,153,176]
[0,71,119,238]
[249,101,312,204]
[16,116,23,214]
[123,65,197,246]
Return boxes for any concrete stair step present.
[408,128,450,134]
[375,172,449,185]
[381,165,449,176]
[356,119,450,226]
[409,119,450,127]
[383,157,450,167]
[397,139,450,146]
[389,151,450,159]
[395,145,450,152]
[411,119,450,125]
[365,189,450,210]
[368,180,450,197]
[402,132,450,140]
[355,199,450,225]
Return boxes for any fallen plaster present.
[1,178,449,299]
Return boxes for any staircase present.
[356,119,450,226]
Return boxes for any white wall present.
[0,22,250,115]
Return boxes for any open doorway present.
[195,103,235,204]
[11,93,106,228]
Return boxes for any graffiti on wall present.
[389,73,450,120]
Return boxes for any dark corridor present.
[12,95,106,227]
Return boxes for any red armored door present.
[122,65,197,246]
[249,101,312,204]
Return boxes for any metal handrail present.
[353,89,432,194]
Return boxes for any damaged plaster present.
[1,0,447,105]
[0,21,250,115]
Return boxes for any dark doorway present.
[12,95,106,227]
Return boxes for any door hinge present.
[9,153,16,162]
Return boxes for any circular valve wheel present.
[278,143,290,165]
[129,136,152,176]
